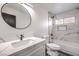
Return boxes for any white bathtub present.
[54,40,79,56]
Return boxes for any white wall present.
[53,9,79,43]
[0,3,48,42]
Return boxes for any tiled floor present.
[46,51,72,56]
[58,51,72,56]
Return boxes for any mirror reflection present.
[1,3,31,29]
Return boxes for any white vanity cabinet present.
[10,41,46,56]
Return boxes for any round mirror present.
[1,3,31,29]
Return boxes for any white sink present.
[11,39,35,47]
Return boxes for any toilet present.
[46,43,60,56]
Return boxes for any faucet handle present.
[16,34,24,39]
[20,34,24,38]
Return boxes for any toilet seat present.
[47,43,60,50]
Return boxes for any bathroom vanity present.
[0,3,46,56]
[0,37,46,56]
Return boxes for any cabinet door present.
[10,41,45,56]
[30,45,45,56]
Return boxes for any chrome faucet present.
[20,34,24,40]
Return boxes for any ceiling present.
[31,3,79,14]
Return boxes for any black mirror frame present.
[1,3,32,30]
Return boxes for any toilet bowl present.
[46,43,60,56]
[47,43,60,50]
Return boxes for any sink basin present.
[11,39,35,47]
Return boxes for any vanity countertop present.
[0,37,46,56]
